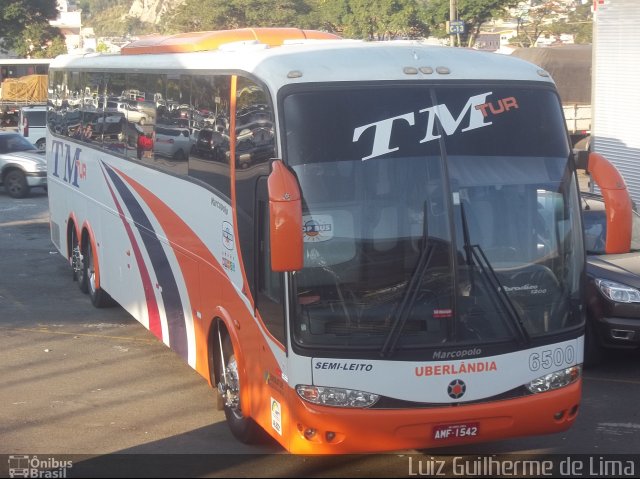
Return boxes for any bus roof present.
[49,37,554,93]
[120,28,342,54]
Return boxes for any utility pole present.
[450,0,457,47]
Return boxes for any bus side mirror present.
[268,160,303,271]
[587,152,633,254]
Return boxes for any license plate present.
[433,422,480,440]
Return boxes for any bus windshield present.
[283,83,584,352]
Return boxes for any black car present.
[582,192,640,366]
[194,127,229,161]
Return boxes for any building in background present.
[590,0,640,206]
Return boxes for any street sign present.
[448,20,465,35]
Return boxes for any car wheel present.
[36,139,46,151]
[4,170,30,198]
[84,239,113,308]
[217,335,263,444]
[173,149,186,162]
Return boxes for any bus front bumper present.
[286,380,581,454]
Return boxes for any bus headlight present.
[296,385,379,408]
[526,365,581,394]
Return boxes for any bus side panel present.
[48,137,292,449]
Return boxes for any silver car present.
[0,132,47,198]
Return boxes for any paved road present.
[1,192,639,477]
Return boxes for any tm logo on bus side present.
[50,140,87,187]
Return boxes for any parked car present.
[582,192,640,366]
[154,125,191,161]
[194,127,229,161]
[18,105,47,151]
[0,131,47,198]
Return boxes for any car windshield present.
[582,196,640,253]
[282,83,584,353]
[0,134,38,153]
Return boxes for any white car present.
[18,105,47,150]
[154,126,191,161]
[104,101,148,125]
[0,132,47,198]
[118,101,149,125]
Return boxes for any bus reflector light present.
[296,385,379,408]
[526,365,581,394]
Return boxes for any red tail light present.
[23,116,29,137]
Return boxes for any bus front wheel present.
[218,335,262,444]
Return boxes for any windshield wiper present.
[459,202,531,346]
[380,202,434,358]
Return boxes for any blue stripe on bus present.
[102,162,188,361]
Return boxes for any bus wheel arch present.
[210,317,262,444]
[80,226,113,308]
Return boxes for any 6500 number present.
[528,346,575,372]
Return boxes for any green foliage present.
[86,4,137,37]
[0,0,60,53]
[162,0,428,39]
[317,0,429,40]
[424,0,517,46]
[548,3,592,44]
[4,0,592,55]
[163,0,315,33]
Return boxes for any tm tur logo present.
[50,140,87,187]
[447,379,466,399]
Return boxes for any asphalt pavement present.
[1,190,639,477]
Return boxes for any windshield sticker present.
[271,398,282,436]
[222,221,234,250]
[352,92,519,161]
[303,215,334,243]
[433,308,453,318]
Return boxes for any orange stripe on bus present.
[111,166,226,375]
[121,28,341,55]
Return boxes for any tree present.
[14,24,67,58]
[547,2,592,44]
[424,0,518,47]
[163,0,316,33]
[509,0,570,47]
[316,0,430,40]
[1,0,60,54]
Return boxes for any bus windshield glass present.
[283,83,584,352]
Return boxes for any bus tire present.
[72,228,88,293]
[219,335,262,444]
[84,238,113,308]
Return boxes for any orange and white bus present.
[46,28,586,454]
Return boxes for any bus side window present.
[256,179,285,345]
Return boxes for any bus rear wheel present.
[217,335,262,444]
[84,239,113,308]
[71,228,88,293]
